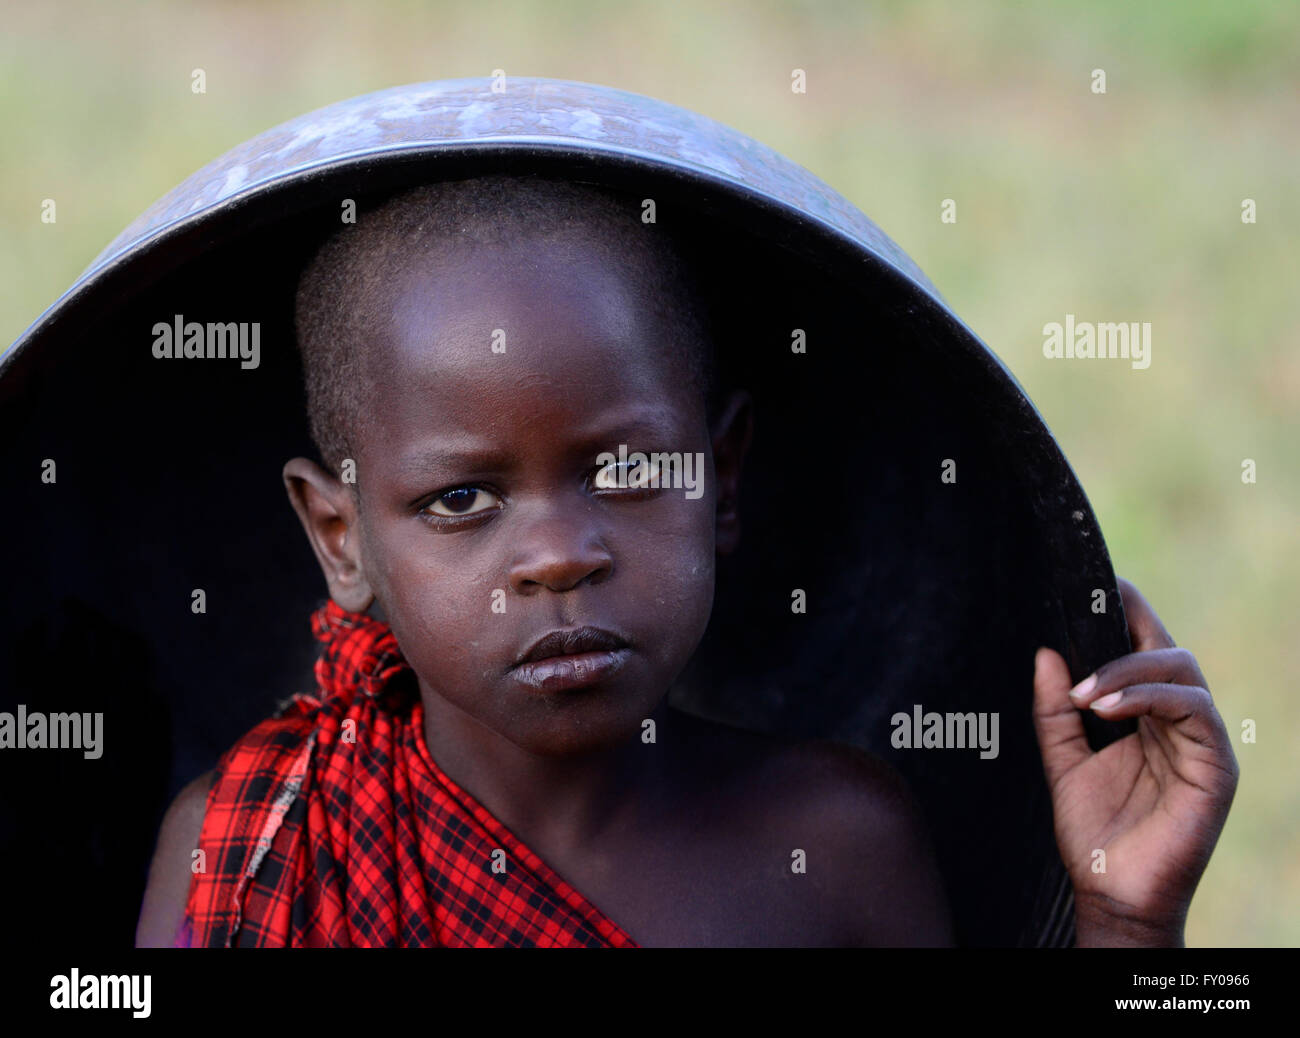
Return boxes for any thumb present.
[1031,647,1092,792]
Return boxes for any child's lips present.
[513,625,629,666]
[509,625,632,693]
[510,648,632,693]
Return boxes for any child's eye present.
[592,457,664,491]
[423,486,502,518]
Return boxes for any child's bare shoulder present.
[669,705,916,821]
[667,708,954,945]
[135,769,215,947]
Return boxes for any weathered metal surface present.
[7,77,951,367]
[84,77,930,288]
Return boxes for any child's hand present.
[1031,577,1239,946]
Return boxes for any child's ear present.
[709,388,754,557]
[282,457,374,612]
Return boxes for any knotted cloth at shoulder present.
[179,600,637,947]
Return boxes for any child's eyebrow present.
[392,408,687,478]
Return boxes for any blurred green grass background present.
[3,0,1296,945]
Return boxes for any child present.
[135,173,1238,947]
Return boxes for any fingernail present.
[1091,691,1124,711]
[1069,674,1097,699]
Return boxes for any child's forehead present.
[352,326,703,465]
[339,252,702,458]
[372,235,688,382]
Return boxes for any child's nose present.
[506,503,613,594]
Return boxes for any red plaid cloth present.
[179,600,638,948]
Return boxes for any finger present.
[1086,682,1234,759]
[1067,647,1208,708]
[1031,646,1092,790]
[1117,576,1177,653]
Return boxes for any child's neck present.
[418,688,676,856]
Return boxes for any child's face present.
[336,234,745,756]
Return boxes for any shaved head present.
[293,175,718,473]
